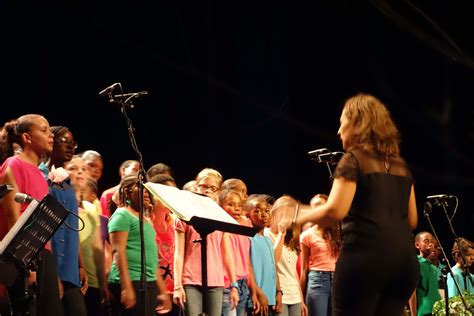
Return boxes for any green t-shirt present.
[417,255,441,315]
[108,208,158,283]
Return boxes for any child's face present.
[248,200,271,229]
[196,176,220,200]
[416,233,436,258]
[462,248,474,267]
[220,193,243,219]
[66,157,88,188]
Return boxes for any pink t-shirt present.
[223,233,250,287]
[0,156,49,239]
[100,186,117,217]
[300,227,337,272]
[175,219,224,287]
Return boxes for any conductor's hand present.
[310,194,328,208]
[271,196,298,223]
[173,287,186,309]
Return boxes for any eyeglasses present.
[56,137,78,149]
[197,183,219,193]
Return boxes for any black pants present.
[61,281,87,316]
[108,281,158,316]
[84,286,110,316]
[8,249,63,316]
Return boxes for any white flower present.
[48,165,69,184]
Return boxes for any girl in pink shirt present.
[173,169,237,316]
[0,114,63,316]
[300,221,340,315]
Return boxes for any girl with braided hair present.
[107,174,171,315]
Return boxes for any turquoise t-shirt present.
[108,208,158,283]
[250,234,277,306]
[447,265,474,298]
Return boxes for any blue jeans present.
[184,285,223,316]
[222,278,249,316]
[306,271,333,316]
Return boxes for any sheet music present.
[0,199,39,255]
[144,182,238,225]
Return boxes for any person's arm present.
[173,230,186,308]
[78,230,89,295]
[246,253,261,314]
[222,233,239,309]
[299,243,310,299]
[109,231,136,309]
[296,177,356,227]
[91,218,107,299]
[1,168,21,230]
[408,289,417,316]
[272,222,286,263]
[155,268,172,314]
[274,270,283,314]
[407,185,418,230]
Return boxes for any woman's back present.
[335,148,413,251]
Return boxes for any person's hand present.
[271,196,298,224]
[310,194,328,208]
[100,286,109,305]
[250,292,261,315]
[273,291,283,314]
[121,285,136,310]
[229,287,239,310]
[277,219,288,236]
[256,290,269,315]
[301,301,308,316]
[156,293,172,314]
[79,266,89,295]
[173,286,186,309]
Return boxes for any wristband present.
[230,282,239,289]
[174,285,183,291]
[276,289,283,295]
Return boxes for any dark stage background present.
[2,1,473,257]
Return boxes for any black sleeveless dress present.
[331,148,420,315]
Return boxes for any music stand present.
[144,182,258,316]
[0,194,69,286]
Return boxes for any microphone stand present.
[104,86,149,315]
[439,199,473,313]
[422,201,471,314]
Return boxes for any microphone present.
[113,91,148,99]
[308,148,344,164]
[423,201,433,214]
[318,151,344,163]
[308,148,330,157]
[14,192,37,204]
[98,83,121,96]
[427,194,453,200]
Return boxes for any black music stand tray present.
[0,194,69,286]
[188,216,257,316]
